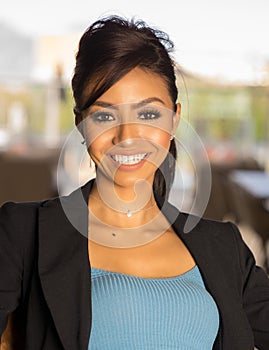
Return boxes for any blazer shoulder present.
[0,200,43,228]
[0,200,47,260]
[177,209,238,237]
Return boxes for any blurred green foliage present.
[178,74,269,143]
[0,83,75,136]
[59,87,75,132]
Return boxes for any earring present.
[170,135,174,141]
[81,139,86,145]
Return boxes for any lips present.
[110,153,148,165]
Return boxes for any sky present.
[1,0,269,84]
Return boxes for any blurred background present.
[0,0,269,270]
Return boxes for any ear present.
[172,102,181,135]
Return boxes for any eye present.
[138,109,161,121]
[91,111,115,123]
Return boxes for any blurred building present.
[0,22,34,82]
[33,33,80,82]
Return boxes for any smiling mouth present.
[110,153,148,165]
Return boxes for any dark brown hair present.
[72,15,178,199]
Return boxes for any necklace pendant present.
[126,210,132,218]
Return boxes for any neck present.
[89,178,158,228]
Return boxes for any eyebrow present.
[91,97,166,109]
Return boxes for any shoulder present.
[197,216,249,258]
[0,200,46,231]
[0,201,46,263]
[174,209,252,265]
[180,211,264,273]
[1,200,42,217]
[196,215,241,242]
[174,207,240,241]
[0,200,43,229]
[0,179,92,246]
[195,215,246,248]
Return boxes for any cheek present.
[86,128,113,154]
[148,129,171,149]
[87,137,106,162]
[147,130,171,169]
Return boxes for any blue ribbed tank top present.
[89,265,219,349]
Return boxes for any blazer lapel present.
[157,202,225,348]
[38,181,93,350]
[163,201,254,349]
[168,208,224,349]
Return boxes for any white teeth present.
[111,153,147,165]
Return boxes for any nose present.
[112,122,138,146]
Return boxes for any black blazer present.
[0,180,269,349]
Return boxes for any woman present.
[0,16,269,350]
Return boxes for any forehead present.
[84,67,173,109]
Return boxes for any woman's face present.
[81,67,180,188]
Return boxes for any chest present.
[89,266,220,350]
[88,230,196,278]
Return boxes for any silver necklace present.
[90,195,156,218]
